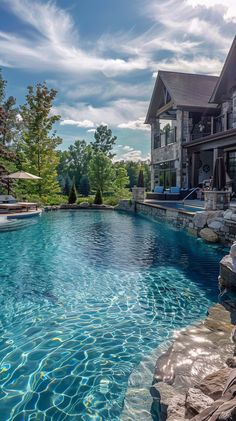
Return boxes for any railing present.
[189,112,234,142]
[153,127,176,149]
[182,187,200,204]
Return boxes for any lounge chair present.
[0,195,38,213]
[165,186,181,201]
[146,186,166,200]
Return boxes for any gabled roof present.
[145,71,218,124]
[210,37,236,103]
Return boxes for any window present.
[154,160,177,189]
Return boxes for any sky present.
[0,0,235,161]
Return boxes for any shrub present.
[68,182,77,204]
[76,196,94,205]
[17,194,68,206]
[94,188,103,205]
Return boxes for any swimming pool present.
[0,211,224,420]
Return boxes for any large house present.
[145,37,236,194]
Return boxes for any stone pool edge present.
[151,302,236,420]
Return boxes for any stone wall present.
[134,202,236,246]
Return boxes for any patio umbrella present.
[3,171,41,194]
[212,157,226,191]
[4,171,41,180]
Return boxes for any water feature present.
[0,210,224,420]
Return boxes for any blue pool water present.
[0,211,224,420]
[158,202,204,213]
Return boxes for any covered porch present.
[184,128,236,194]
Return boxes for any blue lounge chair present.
[146,186,166,200]
[165,186,181,200]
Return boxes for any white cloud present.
[0,0,149,76]
[115,149,151,162]
[118,117,150,131]
[123,146,134,151]
[87,129,96,133]
[53,99,149,130]
[60,119,95,128]
[186,0,236,21]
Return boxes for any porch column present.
[191,152,199,187]
[151,118,160,190]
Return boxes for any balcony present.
[189,112,233,142]
[153,127,176,149]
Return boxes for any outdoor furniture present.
[0,195,17,203]
[146,186,166,200]
[165,186,181,200]
[0,203,26,213]
[0,196,38,213]
[17,202,38,210]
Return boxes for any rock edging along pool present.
[0,210,224,420]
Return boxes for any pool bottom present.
[0,210,223,420]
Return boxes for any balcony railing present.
[153,127,176,149]
[189,112,234,142]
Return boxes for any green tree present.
[91,125,117,158]
[94,188,102,205]
[63,175,71,196]
[79,175,90,197]
[58,140,92,191]
[0,70,19,192]
[68,180,77,204]
[19,83,62,195]
[113,166,129,191]
[88,152,115,193]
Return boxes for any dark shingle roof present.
[210,36,236,103]
[145,71,218,124]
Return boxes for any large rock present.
[199,228,218,243]
[207,219,224,231]
[185,388,214,418]
[151,382,185,421]
[193,212,208,228]
[224,210,234,220]
[167,393,186,421]
[198,367,232,400]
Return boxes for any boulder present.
[193,212,208,229]
[185,387,214,417]
[198,367,232,400]
[207,219,224,231]
[167,393,186,421]
[152,382,185,421]
[223,210,233,220]
[78,202,90,208]
[199,228,218,243]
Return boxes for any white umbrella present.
[4,171,41,180]
[3,171,41,194]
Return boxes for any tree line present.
[0,71,150,205]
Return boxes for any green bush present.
[68,182,77,204]
[17,194,68,206]
[94,188,103,205]
[76,196,94,205]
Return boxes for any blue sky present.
[0,0,235,160]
